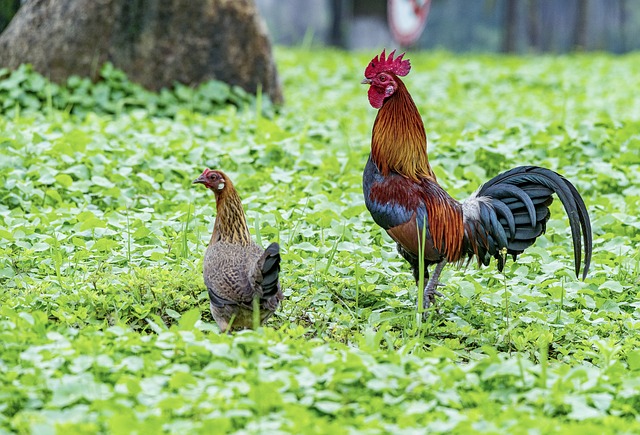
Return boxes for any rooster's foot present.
[422,284,444,310]
[419,259,448,314]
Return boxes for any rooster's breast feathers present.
[363,157,427,230]
[363,156,464,263]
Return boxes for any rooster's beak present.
[361,78,372,85]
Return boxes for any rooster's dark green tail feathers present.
[463,166,592,279]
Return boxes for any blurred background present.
[0,0,637,113]
[1,0,638,54]
[256,0,639,53]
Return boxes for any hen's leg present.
[423,259,447,309]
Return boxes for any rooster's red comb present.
[364,49,411,79]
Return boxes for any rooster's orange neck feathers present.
[370,77,435,182]
[212,181,252,246]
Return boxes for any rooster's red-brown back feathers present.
[370,78,435,182]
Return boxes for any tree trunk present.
[501,0,518,53]
[0,0,283,104]
[329,0,346,48]
[618,0,627,52]
[526,0,540,52]
[573,0,589,50]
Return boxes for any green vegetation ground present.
[1,48,640,434]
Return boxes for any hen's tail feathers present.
[462,166,592,280]
[208,288,236,308]
[258,242,281,297]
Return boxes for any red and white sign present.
[388,0,431,47]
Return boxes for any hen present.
[361,50,592,310]
[193,169,282,331]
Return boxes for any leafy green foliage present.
[0,63,257,118]
[1,48,639,433]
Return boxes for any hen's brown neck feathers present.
[212,182,252,246]
[371,78,436,181]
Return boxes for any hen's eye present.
[380,76,387,82]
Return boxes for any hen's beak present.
[361,78,372,85]
[193,174,207,185]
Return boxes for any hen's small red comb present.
[364,49,411,79]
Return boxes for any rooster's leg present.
[422,259,447,309]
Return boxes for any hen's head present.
[362,49,411,109]
[193,168,228,194]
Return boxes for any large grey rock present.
[0,0,283,103]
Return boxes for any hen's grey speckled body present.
[193,169,283,332]
[204,240,282,330]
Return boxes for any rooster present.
[193,169,283,331]
[361,50,592,310]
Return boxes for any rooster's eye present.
[380,76,387,82]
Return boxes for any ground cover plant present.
[1,48,639,433]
